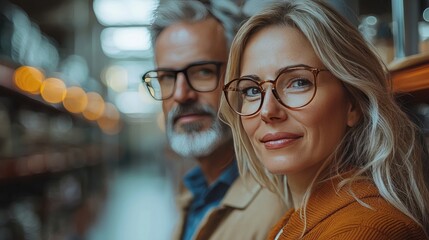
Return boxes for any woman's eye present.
[288,78,312,91]
[242,87,261,98]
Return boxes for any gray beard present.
[166,104,231,158]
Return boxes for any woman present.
[220,0,429,239]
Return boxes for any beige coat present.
[172,175,286,240]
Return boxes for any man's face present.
[154,18,231,158]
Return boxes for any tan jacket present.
[172,175,286,240]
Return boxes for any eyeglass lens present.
[225,68,317,115]
[144,62,220,100]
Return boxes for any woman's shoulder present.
[306,178,428,239]
[321,196,427,239]
[333,195,419,226]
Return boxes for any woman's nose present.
[260,87,288,123]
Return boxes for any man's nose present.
[172,72,198,103]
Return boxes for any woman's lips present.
[260,132,302,150]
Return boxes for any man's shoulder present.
[206,177,286,240]
[222,175,285,210]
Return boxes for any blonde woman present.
[220,0,429,239]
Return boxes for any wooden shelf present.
[0,63,115,183]
[389,53,429,94]
[0,146,102,182]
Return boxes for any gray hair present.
[150,0,245,49]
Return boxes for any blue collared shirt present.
[181,161,238,240]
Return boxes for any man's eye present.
[199,68,215,75]
[158,73,175,81]
[191,68,216,79]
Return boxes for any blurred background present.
[0,0,428,240]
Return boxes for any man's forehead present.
[154,18,228,68]
[156,18,224,46]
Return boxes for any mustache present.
[167,103,217,123]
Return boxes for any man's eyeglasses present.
[223,65,328,116]
[143,61,223,100]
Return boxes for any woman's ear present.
[346,100,361,127]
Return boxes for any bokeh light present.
[63,87,88,113]
[97,103,121,135]
[13,66,44,94]
[104,65,128,92]
[40,77,67,103]
[83,92,105,121]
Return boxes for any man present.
[143,1,285,239]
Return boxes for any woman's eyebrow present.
[240,64,315,80]
[239,74,261,81]
[276,64,312,75]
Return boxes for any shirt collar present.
[183,161,238,197]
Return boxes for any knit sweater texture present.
[268,178,428,240]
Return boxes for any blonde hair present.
[219,0,429,235]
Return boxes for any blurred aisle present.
[88,160,178,240]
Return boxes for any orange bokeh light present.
[40,78,67,103]
[63,87,88,113]
[14,66,44,94]
[97,103,121,135]
[82,92,105,121]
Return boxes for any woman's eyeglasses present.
[223,65,328,116]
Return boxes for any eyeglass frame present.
[223,65,329,116]
[142,60,224,100]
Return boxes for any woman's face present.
[240,26,359,180]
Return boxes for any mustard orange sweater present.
[268,179,428,240]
